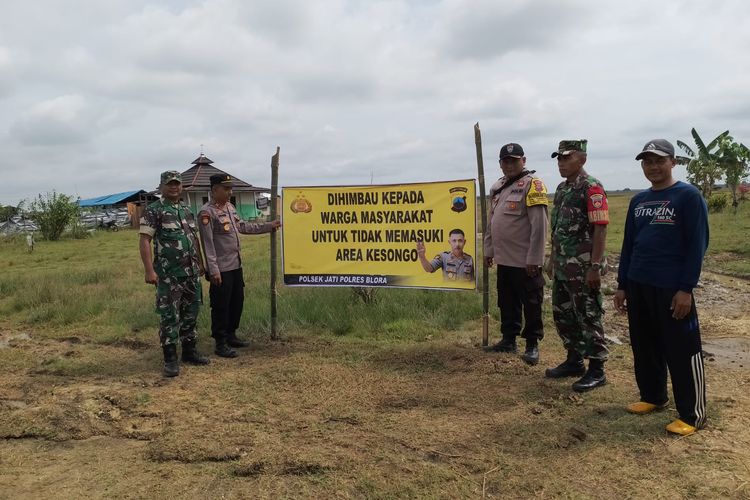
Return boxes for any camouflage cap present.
[160,170,182,184]
[551,140,588,158]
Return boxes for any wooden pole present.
[474,123,490,347]
[270,147,280,340]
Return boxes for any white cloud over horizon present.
[1,0,749,205]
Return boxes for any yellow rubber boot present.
[626,401,667,415]
[666,419,698,436]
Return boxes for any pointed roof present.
[180,154,268,193]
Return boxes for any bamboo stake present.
[270,147,280,340]
[474,123,490,347]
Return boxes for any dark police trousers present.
[496,265,545,342]
[626,281,706,428]
[209,268,245,340]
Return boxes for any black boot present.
[162,344,180,377]
[572,359,607,392]
[227,331,250,348]
[545,350,585,378]
[214,337,238,358]
[484,336,518,353]
[182,340,210,365]
[521,339,540,366]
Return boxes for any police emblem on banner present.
[449,186,468,212]
[290,194,313,213]
[590,193,604,209]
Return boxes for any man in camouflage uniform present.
[199,174,281,358]
[416,228,475,282]
[139,170,210,377]
[545,140,609,392]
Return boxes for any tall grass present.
[0,231,488,344]
[1,193,747,343]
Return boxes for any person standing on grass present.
[482,142,549,366]
[198,174,280,359]
[139,171,210,377]
[614,139,709,436]
[545,140,609,392]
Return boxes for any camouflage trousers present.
[155,275,202,347]
[551,279,608,361]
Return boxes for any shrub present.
[707,192,729,213]
[26,192,79,241]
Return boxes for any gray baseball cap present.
[635,139,675,160]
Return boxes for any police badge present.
[449,186,468,213]
[290,194,313,213]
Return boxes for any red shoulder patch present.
[586,185,609,224]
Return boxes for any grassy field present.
[0,194,749,498]
[605,192,750,277]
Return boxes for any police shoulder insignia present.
[525,178,548,207]
[201,214,210,225]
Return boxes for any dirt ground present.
[1,270,749,499]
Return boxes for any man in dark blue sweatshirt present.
[614,139,709,436]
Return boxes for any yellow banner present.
[282,180,477,290]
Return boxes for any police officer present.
[545,140,609,392]
[483,143,548,365]
[138,170,210,377]
[416,228,475,282]
[198,174,281,358]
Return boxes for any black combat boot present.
[572,359,607,392]
[521,339,540,366]
[544,350,585,378]
[182,340,210,365]
[227,331,250,348]
[162,344,180,377]
[214,337,239,358]
[484,336,518,353]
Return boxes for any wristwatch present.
[590,263,601,271]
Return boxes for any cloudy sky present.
[1,0,749,205]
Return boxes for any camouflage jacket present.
[139,199,201,279]
[550,172,609,281]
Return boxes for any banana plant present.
[716,135,750,209]
[676,128,728,199]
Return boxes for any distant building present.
[180,154,270,220]
[78,190,157,208]
[79,190,159,229]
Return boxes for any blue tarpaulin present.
[78,190,145,207]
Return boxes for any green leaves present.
[26,191,79,241]
[681,128,748,202]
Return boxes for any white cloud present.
[1,0,750,204]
